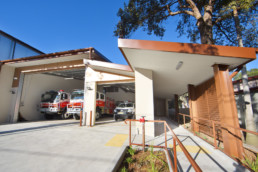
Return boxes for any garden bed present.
[117,146,170,172]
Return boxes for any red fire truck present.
[40,90,71,119]
[96,92,116,118]
[67,89,84,120]
[66,90,115,120]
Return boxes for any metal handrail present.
[177,113,258,151]
[178,113,258,136]
[124,119,202,172]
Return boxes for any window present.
[61,93,68,100]
[96,92,99,99]
[13,43,40,59]
[100,94,105,100]
[0,34,14,60]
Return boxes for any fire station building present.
[0,38,256,159]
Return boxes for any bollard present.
[79,110,82,127]
[90,111,92,127]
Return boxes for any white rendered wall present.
[0,65,15,123]
[19,73,84,121]
[84,81,97,126]
[106,87,135,103]
[135,68,155,137]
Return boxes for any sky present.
[0,0,257,69]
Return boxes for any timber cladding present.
[194,77,222,139]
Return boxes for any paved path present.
[0,117,247,172]
[0,118,129,172]
[132,117,248,172]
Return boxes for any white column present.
[84,82,97,126]
[11,73,25,123]
[135,68,155,137]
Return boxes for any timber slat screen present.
[177,113,258,157]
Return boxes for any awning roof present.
[84,59,134,78]
[2,48,110,68]
[118,39,256,98]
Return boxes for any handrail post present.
[79,110,82,126]
[140,116,146,152]
[173,137,177,172]
[142,121,145,151]
[212,121,217,149]
[129,120,131,146]
[164,122,167,148]
[183,115,186,128]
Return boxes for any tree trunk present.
[233,8,258,147]
[197,5,213,44]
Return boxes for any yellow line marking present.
[105,134,128,147]
[168,144,210,154]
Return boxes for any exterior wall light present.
[176,61,183,70]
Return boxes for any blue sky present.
[0,0,257,69]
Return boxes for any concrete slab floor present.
[0,117,131,172]
[0,117,248,172]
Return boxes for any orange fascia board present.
[118,39,257,60]
[1,47,111,64]
[85,59,133,72]
[1,47,93,64]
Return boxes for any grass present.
[241,153,258,172]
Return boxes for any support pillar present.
[135,68,154,137]
[188,84,199,133]
[84,81,97,126]
[174,94,179,123]
[12,72,25,123]
[213,64,243,159]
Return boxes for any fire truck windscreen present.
[41,91,58,102]
[71,91,84,100]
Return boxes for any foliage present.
[241,154,258,171]
[146,146,169,171]
[120,166,128,172]
[125,157,134,164]
[127,146,136,156]
[114,0,257,47]
[233,68,258,80]
[214,0,258,47]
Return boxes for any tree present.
[114,0,257,47]
[234,68,258,80]
[215,0,257,47]
[226,0,258,146]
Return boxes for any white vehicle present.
[67,89,84,120]
[113,102,135,121]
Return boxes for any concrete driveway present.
[0,118,129,172]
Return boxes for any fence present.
[124,118,202,172]
[177,113,258,157]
